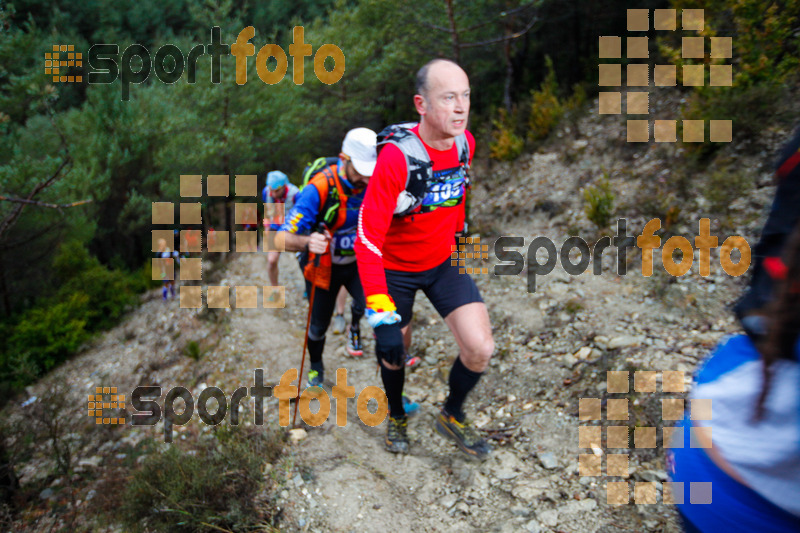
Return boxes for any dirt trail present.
[225,253,494,533]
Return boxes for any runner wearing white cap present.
[278,128,377,386]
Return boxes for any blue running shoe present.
[402,393,420,416]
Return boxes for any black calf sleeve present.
[380,364,405,418]
[308,337,325,366]
[444,355,483,423]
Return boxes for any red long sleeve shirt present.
[355,126,475,297]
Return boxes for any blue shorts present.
[385,257,483,328]
[669,417,800,532]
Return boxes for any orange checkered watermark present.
[45,44,83,83]
[598,9,733,143]
[88,386,125,424]
[579,370,713,505]
[152,174,289,310]
[451,236,489,275]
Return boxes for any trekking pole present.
[293,254,318,428]
[293,224,328,428]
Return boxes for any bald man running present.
[356,59,494,458]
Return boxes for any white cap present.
[342,128,377,177]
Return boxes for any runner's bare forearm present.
[281,232,309,252]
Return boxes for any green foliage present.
[685,84,787,144]
[636,173,685,231]
[564,298,584,315]
[674,0,799,87]
[662,0,799,88]
[120,427,285,533]
[527,57,564,142]
[564,83,588,112]
[583,178,615,230]
[132,261,160,294]
[489,108,524,161]
[0,242,139,392]
[52,241,137,330]
[5,293,90,383]
[489,58,583,160]
[705,167,751,214]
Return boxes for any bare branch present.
[418,20,451,32]
[497,1,542,18]
[0,196,91,209]
[457,3,540,34]
[0,156,72,240]
[418,2,540,35]
[0,100,74,241]
[458,18,500,33]
[460,16,539,49]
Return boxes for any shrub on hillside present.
[489,108,525,161]
[527,57,564,143]
[52,241,138,330]
[0,242,140,394]
[685,84,787,146]
[662,0,799,147]
[5,293,90,385]
[583,178,615,230]
[120,426,285,532]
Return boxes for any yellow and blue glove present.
[366,294,404,367]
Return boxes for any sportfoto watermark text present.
[91,368,386,442]
[494,218,750,292]
[87,26,344,100]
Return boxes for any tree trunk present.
[222,95,232,262]
[503,21,513,110]
[0,257,9,316]
[445,0,461,62]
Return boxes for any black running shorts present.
[385,257,484,328]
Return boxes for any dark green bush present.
[669,0,799,88]
[5,293,90,385]
[183,340,202,360]
[685,84,787,146]
[0,242,142,394]
[53,241,138,330]
[120,427,285,533]
[664,0,799,148]
[704,165,753,216]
